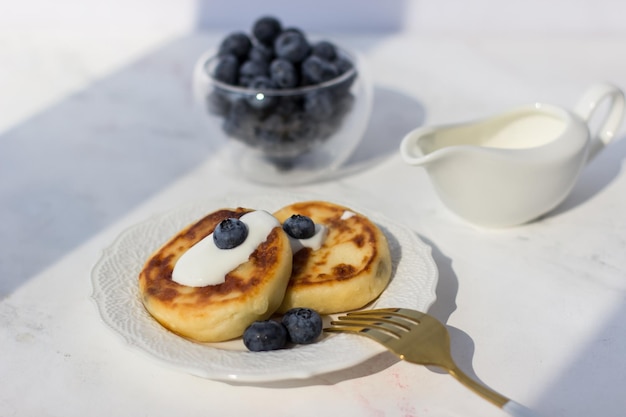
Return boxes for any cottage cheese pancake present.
[273,201,392,314]
[138,207,292,343]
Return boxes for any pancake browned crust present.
[273,201,392,314]
[138,208,293,343]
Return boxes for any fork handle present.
[448,367,542,416]
[502,400,543,417]
[448,366,509,407]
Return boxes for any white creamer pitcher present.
[400,83,625,227]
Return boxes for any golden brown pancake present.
[273,201,392,314]
[138,207,292,343]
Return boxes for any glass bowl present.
[192,46,373,185]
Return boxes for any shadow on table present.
[532,300,626,416]
[0,35,219,296]
[419,236,458,323]
[420,232,626,416]
[336,86,426,178]
[412,236,493,390]
[0,30,426,297]
[543,133,626,220]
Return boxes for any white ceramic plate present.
[91,192,438,382]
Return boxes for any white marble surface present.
[2,21,626,417]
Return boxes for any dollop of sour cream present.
[172,210,280,287]
[288,224,328,254]
[340,210,356,220]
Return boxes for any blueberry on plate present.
[243,320,288,351]
[282,214,315,239]
[218,32,252,59]
[281,308,323,344]
[274,31,310,64]
[252,16,282,46]
[213,218,248,249]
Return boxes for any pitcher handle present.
[573,82,625,160]
[400,126,439,166]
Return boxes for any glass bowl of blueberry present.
[193,16,373,185]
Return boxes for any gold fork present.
[326,308,539,417]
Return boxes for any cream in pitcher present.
[400,83,625,227]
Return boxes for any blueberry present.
[281,27,305,37]
[334,93,355,117]
[301,55,339,85]
[238,59,268,87]
[248,44,274,64]
[256,113,317,158]
[211,54,239,85]
[218,32,252,59]
[274,96,302,116]
[243,320,288,351]
[287,112,319,142]
[246,76,278,109]
[223,99,256,140]
[210,20,354,160]
[274,31,310,63]
[213,218,248,249]
[248,75,277,90]
[283,214,315,239]
[281,308,323,344]
[304,89,334,121]
[256,114,286,148]
[252,16,282,46]
[269,58,299,88]
[311,41,337,61]
[334,55,353,75]
[329,72,356,98]
[206,91,230,116]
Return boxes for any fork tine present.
[342,308,425,324]
[329,319,406,338]
[330,308,427,337]
[324,324,367,334]
[334,316,412,331]
[325,323,400,344]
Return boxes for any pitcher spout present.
[400,126,455,167]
